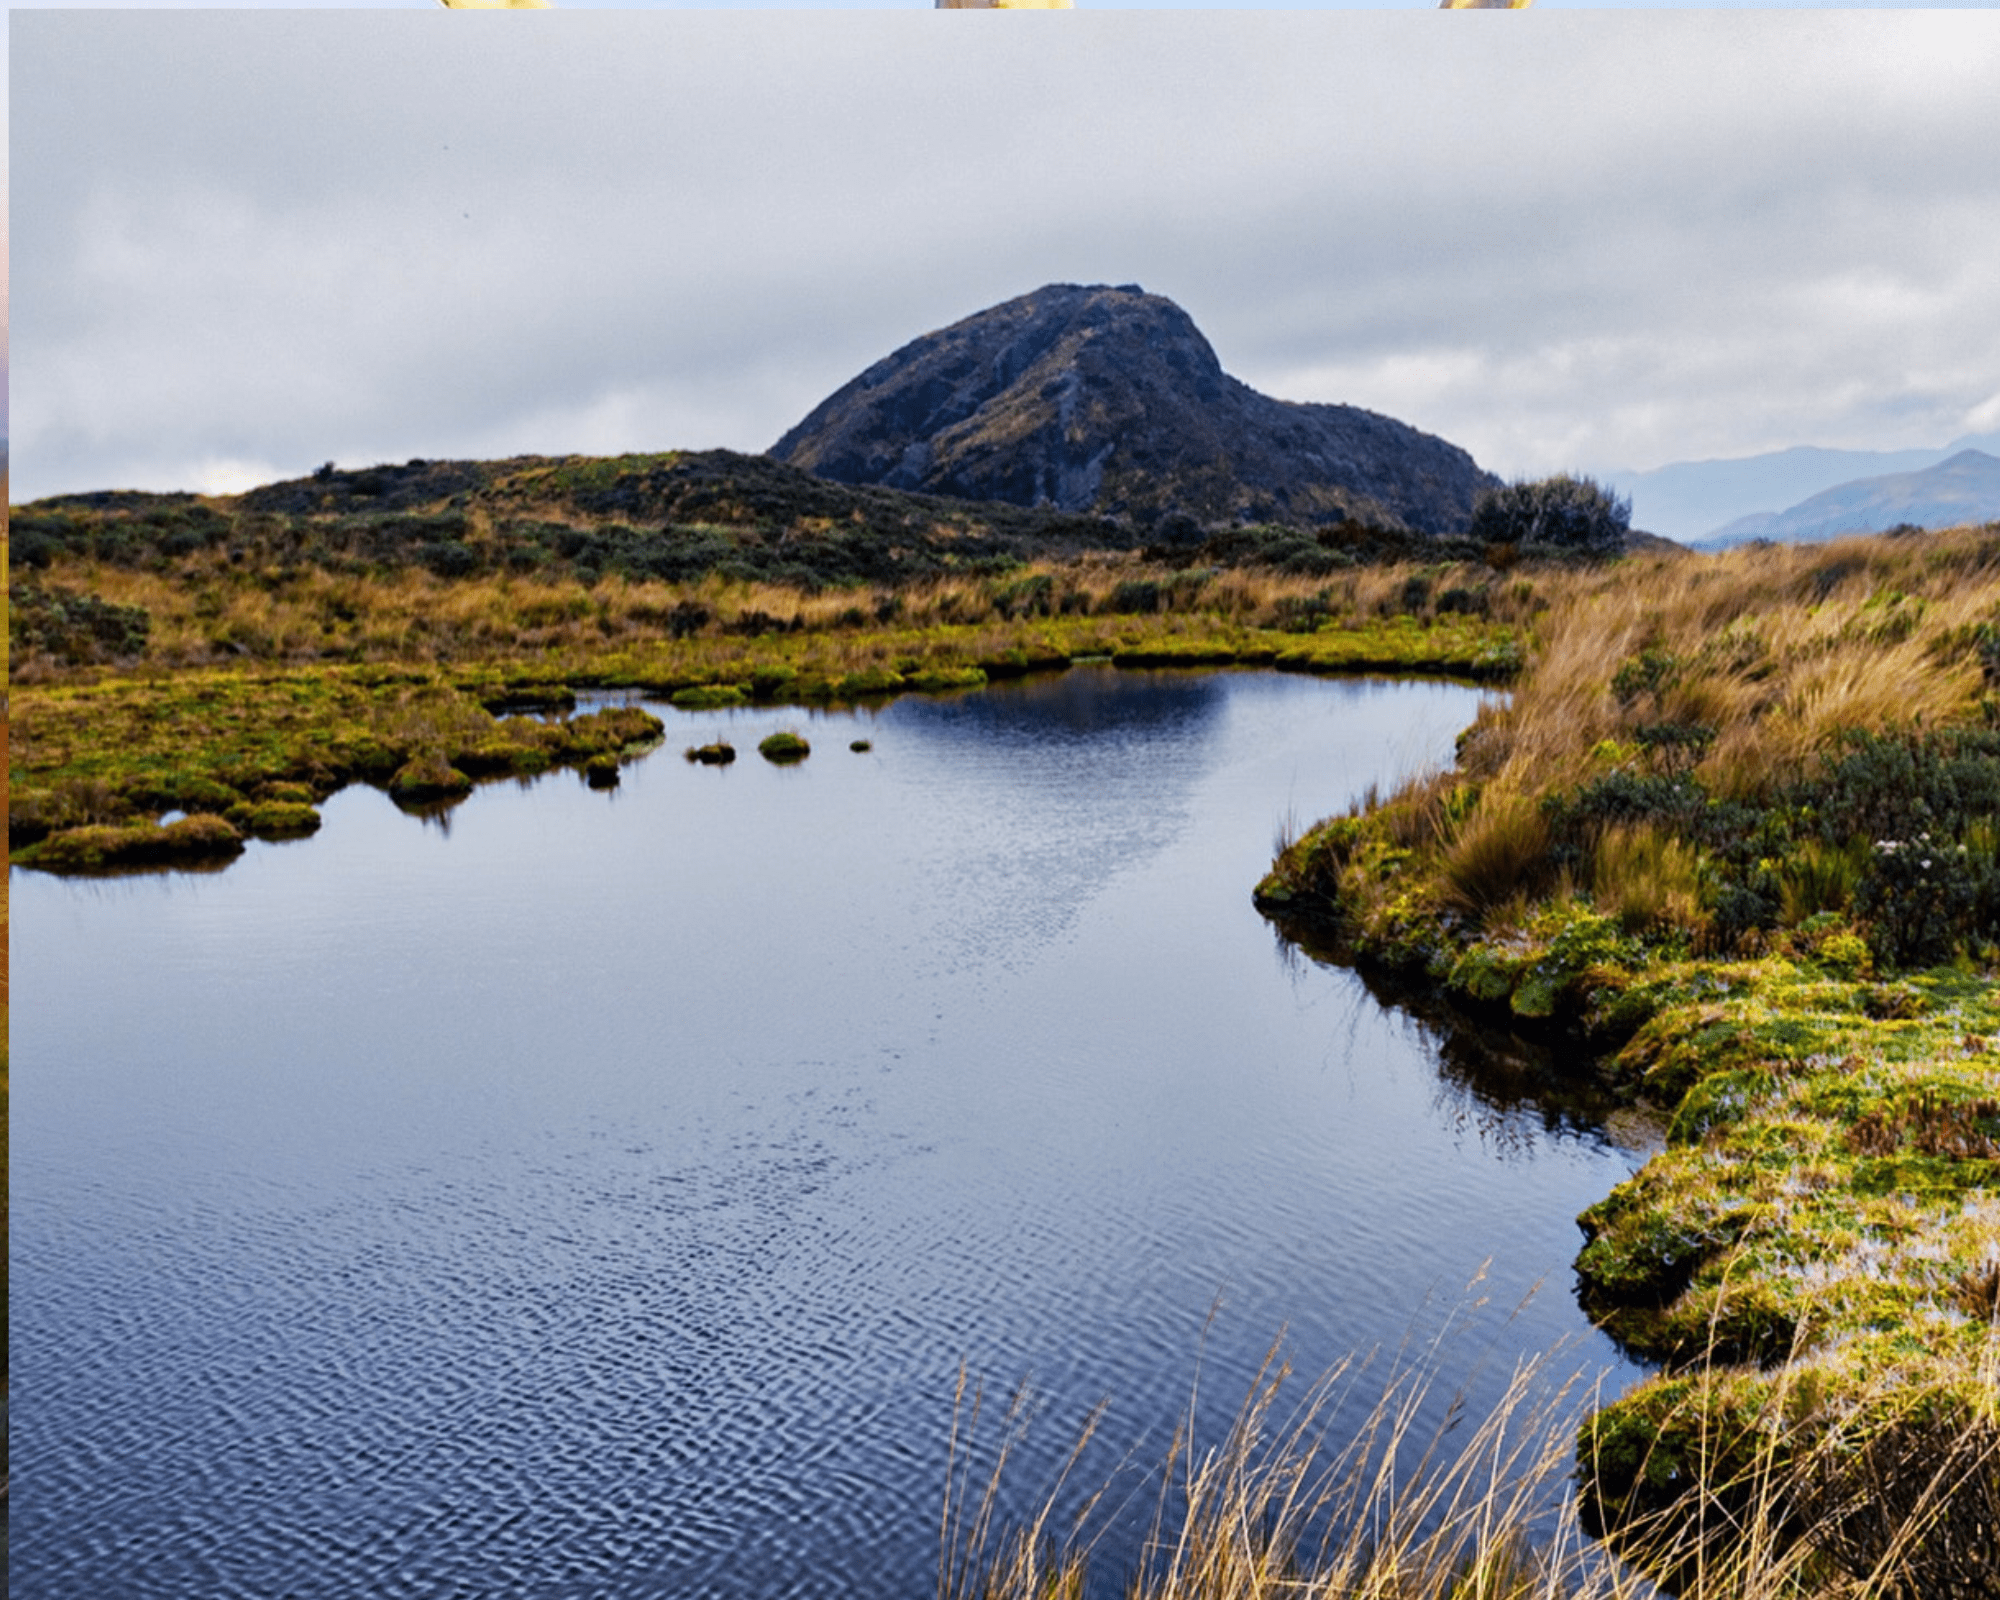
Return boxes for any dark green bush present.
[1612,649,1682,708]
[1808,729,2000,846]
[420,541,477,579]
[1469,474,1631,553]
[1857,832,1978,967]
[9,584,153,663]
[1107,579,1163,615]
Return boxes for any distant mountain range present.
[772,283,1498,537]
[1603,431,2000,543]
[1694,449,2000,549]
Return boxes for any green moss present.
[684,742,736,766]
[903,666,988,693]
[224,800,322,839]
[387,752,473,803]
[671,683,749,709]
[14,814,245,873]
[259,781,317,806]
[757,731,810,764]
[831,666,905,698]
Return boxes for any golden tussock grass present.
[1435,527,2000,886]
[13,552,1535,680]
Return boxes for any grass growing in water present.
[944,1331,1998,1600]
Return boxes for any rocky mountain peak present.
[770,284,1496,535]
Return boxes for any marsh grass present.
[9,554,1528,679]
[9,552,1521,867]
[944,1330,1997,1600]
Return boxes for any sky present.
[9,7,2000,504]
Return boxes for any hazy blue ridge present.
[1694,448,2000,549]
[1602,430,2000,542]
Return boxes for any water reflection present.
[1267,918,1672,1172]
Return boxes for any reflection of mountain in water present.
[877,669,1228,976]
[894,663,1226,747]
[1274,919,1668,1161]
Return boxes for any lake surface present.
[10,667,1655,1599]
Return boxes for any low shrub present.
[9,584,153,664]
[1468,473,1632,554]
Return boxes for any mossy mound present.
[671,683,749,709]
[583,755,621,790]
[225,800,323,839]
[902,666,988,694]
[684,742,736,765]
[15,814,245,873]
[758,731,811,764]
[258,781,318,806]
[849,739,873,753]
[1580,1356,2000,1598]
[387,751,474,803]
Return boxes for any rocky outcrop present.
[771,283,1498,536]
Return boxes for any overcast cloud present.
[11,9,2000,504]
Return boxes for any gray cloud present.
[11,9,2000,503]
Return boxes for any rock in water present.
[771,283,1497,537]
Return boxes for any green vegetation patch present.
[13,813,245,872]
[8,583,152,664]
[225,800,322,839]
[9,666,667,870]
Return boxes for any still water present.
[11,668,1654,1599]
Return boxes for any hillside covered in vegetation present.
[8,447,1486,604]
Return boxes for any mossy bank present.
[1257,522,2000,1595]
[9,607,1517,874]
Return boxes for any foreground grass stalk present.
[942,1335,1976,1600]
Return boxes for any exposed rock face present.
[771,283,1497,535]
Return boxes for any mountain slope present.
[1700,448,2000,548]
[770,284,1498,537]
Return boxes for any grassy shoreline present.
[9,591,1517,872]
[1256,523,2000,1593]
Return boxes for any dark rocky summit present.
[771,284,1498,536]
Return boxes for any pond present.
[9,667,1656,1599]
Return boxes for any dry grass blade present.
[948,1326,2000,1600]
